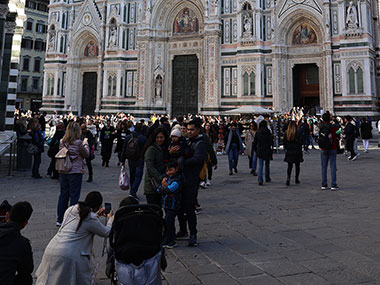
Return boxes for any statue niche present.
[108,18,118,47]
[173,8,199,34]
[241,3,253,41]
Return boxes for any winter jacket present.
[157,174,182,211]
[225,128,244,153]
[183,135,207,188]
[58,139,89,174]
[144,144,167,195]
[36,205,113,285]
[0,222,33,285]
[120,132,147,163]
[283,132,304,164]
[31,130,44,153]
[344,122,356,148]
[244,130,255,157]
[319,122,339,151]
[47,129,65,158]
[204,134,217,166]
[360,122,373,140]
[253,127,273,161]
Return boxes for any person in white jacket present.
[36,191,114,285]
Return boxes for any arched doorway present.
[293,63,320,114]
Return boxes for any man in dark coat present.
[344,116,356,160]
[81,122,95,182]
[0,202,34,285]
[253,120,273,185]
[100,120,115,167]
[177,119,207,247]
[360,117,372,153]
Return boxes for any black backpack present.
[123,134,140,160]
[318,124,333,150]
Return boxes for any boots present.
[286,177,290,186]
[87,176,93,182]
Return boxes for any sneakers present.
[252,171,258,176]
[352,153,360,160]
[206,180,212,186]
[163,241,177,249]
[199,181,207,189]
[321,186,328,190]
[176,231,189,240]
[331,186,340,191]
[129,194,140,202]
[234,168,238,173]
[56,222,62,227]
[188,235,198,247]
[258,182,263,186]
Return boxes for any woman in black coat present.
[253,120,273,185]
[360,117,372,153]
[283,121,303,186]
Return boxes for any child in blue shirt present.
[157,160,182,248]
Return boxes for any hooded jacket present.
[253,126,273,161]
[0,222,33,285]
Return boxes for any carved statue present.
[48,29,56,50]
[109,25,117,47]
[346,1,358,28]
[155,76,162,98]
[243,15,252,34]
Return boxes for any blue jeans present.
[258,158,270,183]
[249,153,257,171]
[57,173,83,223]
[128,159,144,196]
[320,149,337,187]
[228,143,239,172]
[32,152,41,177]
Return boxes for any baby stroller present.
[107,204,166,285]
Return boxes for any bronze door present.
[172,55,198,116]
[82,72,97,115]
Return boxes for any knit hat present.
[170,127,181,137]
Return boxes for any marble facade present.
[41,0,380,117]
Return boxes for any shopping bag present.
[119,166,130,191]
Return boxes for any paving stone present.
[205,251,248,266]
[299,257,347,273]
[237,274,283,285]
[278,273,329,285]
[162,271,201,285]
[257,259,311,277]
[319,269,375,284]
[197,272,240,284]
[222,262,263,278]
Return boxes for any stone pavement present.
[1,143,380,284]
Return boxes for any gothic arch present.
[71,29,100,58]
[277,9,324,46]
[151,0,205,32]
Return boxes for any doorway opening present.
[82,72,97,115]
[293,64,320,115]
[172,55,198,116]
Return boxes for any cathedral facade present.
[41,0,380,117]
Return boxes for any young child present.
[157,160,182,248]
[168,126,190,170]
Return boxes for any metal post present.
[8,142,12,176]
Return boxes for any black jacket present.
[120,132,147,162]
[253,127,273,161]
[283,132,304,164]
[360,122,373,140]
[0,222,33,285]
[183,135,207,187]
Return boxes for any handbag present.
[119,166,130,191]
[27,143,39,155]
[55,146,73,172]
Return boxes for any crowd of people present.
[1,109,379,284]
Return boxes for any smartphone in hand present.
[104,202,111,215]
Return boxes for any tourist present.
[360,117,372,153]
[56,121,89,227]
[203,122,218,186]
[80,121,95,182]
[38,111,47,140]
[143,127,169,206]
[283,121,303,186]
[253,120,273,185]
[225,123,244,175]
[157,160,182,249]
[100,120,115,167]
[114,120,130,164]
[343,116,357,160]
[0,201,34,285]
[36,192,114,284]
[319,112,339,190]
[245,121,258,176]
[30,120,44,179]
[177,119,207,247]
[46,121,65,179]
[120,123,147,200]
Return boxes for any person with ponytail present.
[36,191,114,284]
